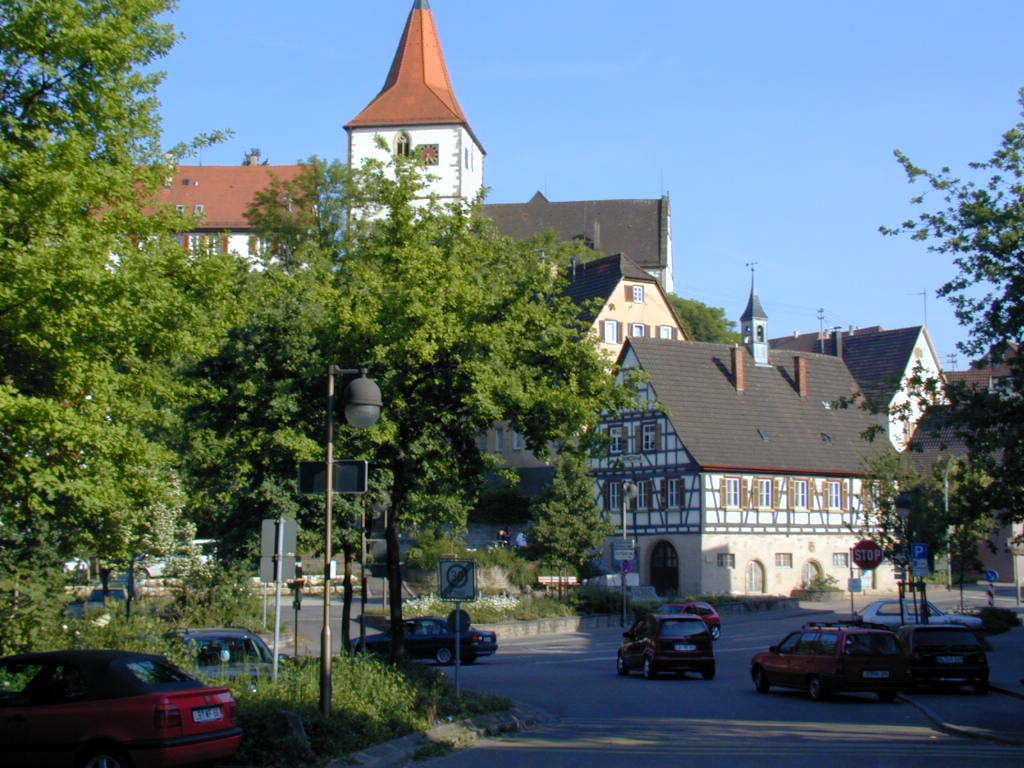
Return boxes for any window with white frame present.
[667,478,680,508]
[630,323,647,338]
[630,284,646,303]
[609,426,624,454]
[833,552,849,568]
[758,478,773,508]
[725,477,741,508]
[793,479,808,509]
[775,553,793,568]
[494,428,505,452]
[607,481,621,512]
[602,320,619,344]
[717,553,735,568]
[641,422,658,452]
[512,431,524,451]
[828,480,842,509]
[637,481,650,510]
[658,325,675,339]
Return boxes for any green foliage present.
[471,482,532,524]
[885,89,1024,527]
[803,573,841,592]
[975,606,1022,635]
[667,294,742,344]
[403,529,468,571]
[0,0,244,570]
[528,450,612,573]
[0,564,68,655]
[396,593,574,623]
[164,566,263,628]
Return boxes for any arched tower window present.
[395,132,412,157]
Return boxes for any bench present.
[537,575,580,589]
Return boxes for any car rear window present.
[0,662,44,696]
[910,629,982,650]
[844,633,901,656]
[125,659,193,685]
[659,619,707,639]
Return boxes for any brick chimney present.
[795,355,808,398]
[732,345,746,392]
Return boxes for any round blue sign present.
[985,569,999,582]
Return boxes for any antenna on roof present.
[817,308,826,354]
[945,352,959,371]
[909,289,928,326]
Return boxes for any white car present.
[858,599,983,629]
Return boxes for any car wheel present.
[710,624,721,640]
[753,666,770,693]
[642,655,656,680]
[617,651,629,676]
[701,665,716,681]
[435,647,453,665]
[877,690,897,703]
[79,747,133,768]
[807,675,828,701]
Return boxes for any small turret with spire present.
[741,263,770,366]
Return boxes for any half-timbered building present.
[594,313,898,597]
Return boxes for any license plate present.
[936,656,963,665]
[674,643,697,652]
[192,705,223,723]
[862,670,889,679]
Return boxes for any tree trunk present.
[341,539,354,652]
[386,500,405,661]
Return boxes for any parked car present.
[169,627,282,679]
[896,624,989,693]
[0,649,241,768]
[617,614,716,680]
[750,623,907,701]
[857,599,983,629]
[660,601,722,639]
[138,538,217,579]
[356,616,498,665]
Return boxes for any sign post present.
[259,518,298,680]
[851,540,884,619]
[439,559,477,695]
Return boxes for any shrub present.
[165,566,263,627]
[976,606,1022,635]
[396,593,574,623]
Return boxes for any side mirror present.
[623,631,633,640]
[769,645,780,654]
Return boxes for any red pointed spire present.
[346,1,471,130]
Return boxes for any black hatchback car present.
[896,624,989,693]
[617,614,715,680]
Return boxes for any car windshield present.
[911,629,982,650]
[844,633,900,656]
[194,635,272,665]
[659,619,707,639]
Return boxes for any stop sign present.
[852,539,885,570]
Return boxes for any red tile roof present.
[153,165,304,230]
[346,1,472,134]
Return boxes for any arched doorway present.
[802,559,824,587]
[650,541,679,596]
[745,560,766,594]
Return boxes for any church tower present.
[741,272,770,366]
[346,1,484,204]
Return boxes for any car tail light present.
[154,703,182,729]
[470,633,481,643]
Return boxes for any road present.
[414,599,1024,768]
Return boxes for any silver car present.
[858,599,983,629]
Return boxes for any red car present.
[661,601,722,640]
[617,614,716,680]
[0,649,242,768]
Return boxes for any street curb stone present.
[899,692,1024,746]
[336,705,550,767]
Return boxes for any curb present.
[338,705,550,767]
[899,692,1024,746]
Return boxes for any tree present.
[335,154,633,658]
[667,295,742,344]
[0,0,242,652]
[885,88,1024,528]
[528,449,612,574]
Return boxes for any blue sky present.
[155,1,1024,364]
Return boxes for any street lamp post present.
[320,367,381,717]
[620,481,638,627]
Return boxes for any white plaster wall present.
[888,329,945,450]
[594,282,685,359]
[348,125,484,203]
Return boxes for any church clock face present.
[418,144,440,166]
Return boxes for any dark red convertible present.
[0,649,242,768]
